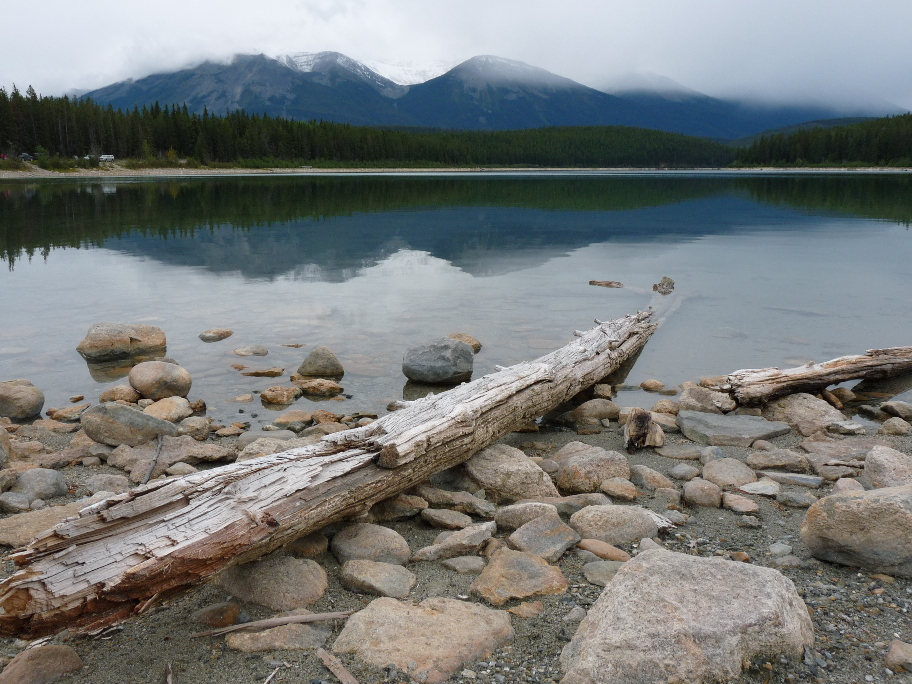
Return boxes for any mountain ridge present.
[82,52,898,139]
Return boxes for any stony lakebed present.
[0,322,910,684]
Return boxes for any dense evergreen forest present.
[736,114,912,166]
[0,85,734,168]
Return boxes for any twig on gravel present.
[163,662,173,684]
[316,647,360,684]
[190,611,352,638]
[262,666,280,684]
[140,434,164,485]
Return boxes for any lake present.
[1,171,910,428]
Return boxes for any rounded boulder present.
[128,361,192,400]
[0,379,45,420]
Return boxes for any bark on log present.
[725,346,912,405]
[0,311,656,638]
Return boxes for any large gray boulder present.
[402,337,473,384]
[553,443,630,494]
[863,445,912,488]
[676,411,791,447]
[11,468,67,501]
[463,444,558,502]
[76,323,166,361]
[801,484,912,577]
[333,597,513,684]
[0,379,45,420]
[560,549,814,684]
[330,523,411,566]
[80,402,179,447]
[762,392,846,436]
[568,505,658,545]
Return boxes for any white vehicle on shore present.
[99,154,115,163]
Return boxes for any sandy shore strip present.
[2,164,912,180]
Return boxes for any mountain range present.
[84,52,901,140]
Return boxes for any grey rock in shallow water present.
[677,410,791,447]
[76,322,166,361]
[296,346,344,378]
[402,337,473,384]
[198,328,233,342]
[129,361,192,401]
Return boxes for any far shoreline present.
[2,164,912,181]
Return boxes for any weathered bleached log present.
[0,311,656,638]
[725,346,912,405]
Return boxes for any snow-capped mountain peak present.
[361,58,460,86]
[271,51,406,96]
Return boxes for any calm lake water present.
[1,172,910,427]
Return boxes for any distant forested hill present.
[0,86,735,168]
[736,114,912,166]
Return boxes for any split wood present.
[190,610,352,638]
[139,434,164,485]
[723,346,912,404]
[316,648,360,684]
[0,310,657,638]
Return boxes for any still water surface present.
[1,172,910,427]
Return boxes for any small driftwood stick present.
[262,667,281,684]
[190,610,352,638]
[726,346,912,405]
[316,648,360,684]
[0,311,657,638]
[139,435,164,486]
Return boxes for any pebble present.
[199,328,234,342]
[233,345,269,356]
[669,463,700,481]
[441,556,486,574]
[776,490,818,508]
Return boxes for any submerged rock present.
[76,322,166,361]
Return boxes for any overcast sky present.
[3,0,911,110]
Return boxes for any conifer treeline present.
[736,114,912,166]
[0,85,734,167]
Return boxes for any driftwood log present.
[725,346,912,405]
[0,310,656,638]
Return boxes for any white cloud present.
[1,0,910,109]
